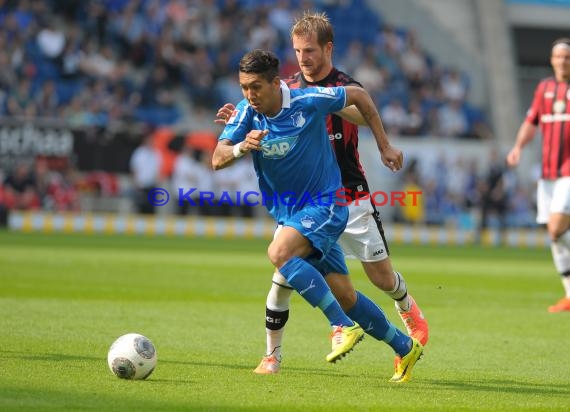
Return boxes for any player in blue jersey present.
[212,49,422,382]
[216,13,426,381]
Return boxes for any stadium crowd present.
[0,0,488,135]
[0,0,534,229]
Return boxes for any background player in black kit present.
[216,11,428,374]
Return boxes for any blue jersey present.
[220,82,347,222]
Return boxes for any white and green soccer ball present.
[107,333,157,380]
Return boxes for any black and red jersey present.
[285,68,369,192]
[525,77,570,178]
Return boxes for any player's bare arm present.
[212,130,268,170]
[344,86,403,172]
[336,104,367,126]
[506,121,537,167]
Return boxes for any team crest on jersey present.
[261,135,298,159]
[553,100,566,114]
[316,87,336,96]
[227,109,239,124]
[300,215,316,229]
[291,111,306,128]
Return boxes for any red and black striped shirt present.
[525,77,570,178]
[285,68,369,193]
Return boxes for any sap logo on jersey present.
[316,87,336,96]
[261,135,298,159]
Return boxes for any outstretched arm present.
[344,86,403,172]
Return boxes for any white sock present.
[551,241,570,298]
[387,271,411,312]
[558,231,570,248]
[265,273,293,359]
[562,276,570,299]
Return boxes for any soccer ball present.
[107,333,157,380]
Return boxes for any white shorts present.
[536,177,570,224]
[338,201,389,262]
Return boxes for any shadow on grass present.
[2,350,350,379]
[1,350,97,362]
[159,358,352,377]
[423,378,570,396]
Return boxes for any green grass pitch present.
[1,230,569,411]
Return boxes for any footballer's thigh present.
[267,226,313,267]
[539,177,570,239]
[338,201,396,288]
[339,201,390,262]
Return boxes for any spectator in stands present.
[400,36,429,87]
[46,167,80,212]
[184,47,216,110]
[437,99,469,137]
[171,145,203,216]
[401,98,426,136]
[129,134,161,214]
[0,49,17,92]
[58,29,84,80]
[247,12,278,51]
[338,40,364,75]
[479,149,508,243]
[381,98,408,135]
[212,51,242,112]
[140,64,175,108]
[375,24,405,54]
[269,0,294,49]
[400,165,424,225]
[440,68,468,102]
[36,18,65,60]
[2,162,40,210]
[353,50,386,96]
[6,76,34,117]
[34,80,59,117]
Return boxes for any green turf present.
[1,230,569,411]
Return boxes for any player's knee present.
[267,243,293,268]
[547,219,570,242]
[548,226,565,242]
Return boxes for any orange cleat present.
[548,297,570,313]
[253,355,281,374]
[397,295,429,346]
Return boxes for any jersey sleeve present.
[309,86,347,116]
[525,80,545,126]
[219,100,253,144]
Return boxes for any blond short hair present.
[290,11,334,46]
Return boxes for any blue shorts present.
[282,203,349,276]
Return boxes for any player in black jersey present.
[216,12,428,377]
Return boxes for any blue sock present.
[280,257,354,327]
[346,291,411,357]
